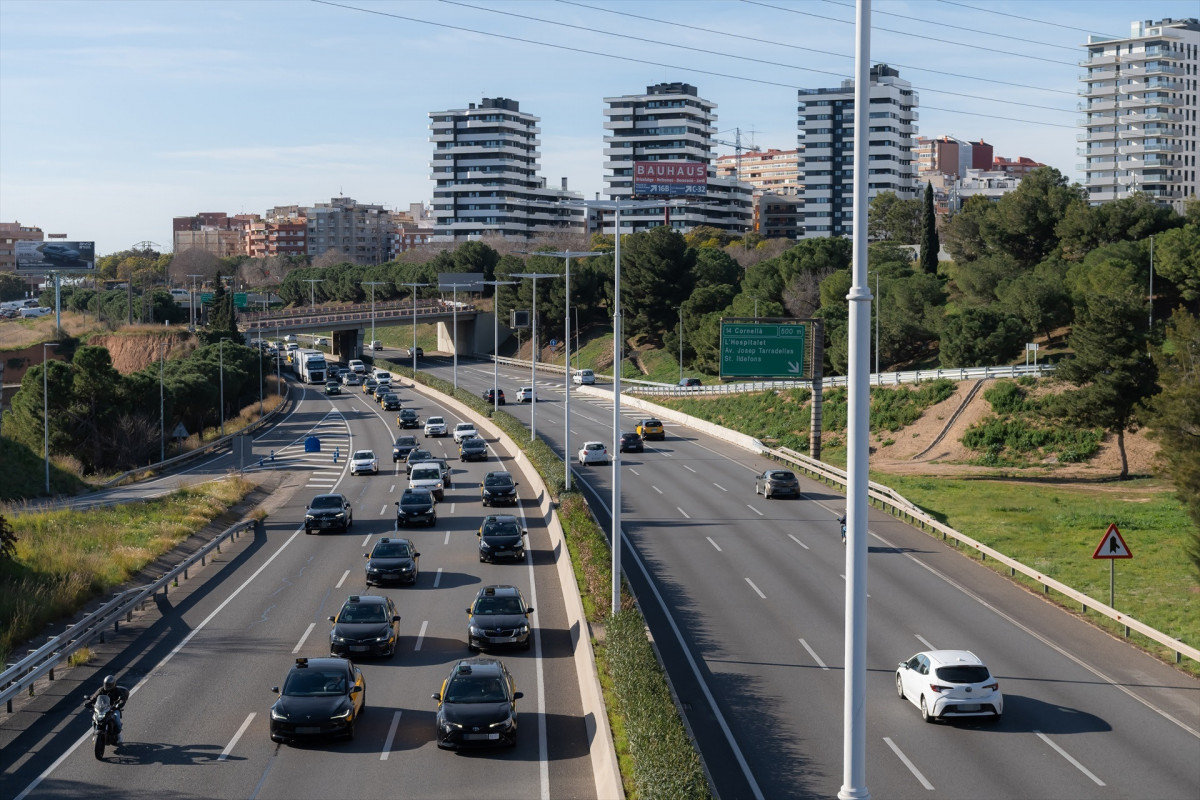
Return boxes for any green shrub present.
[984,381,1028,415]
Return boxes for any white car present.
[896,650,1003,723]
[348,359,366,374]
[408,463,445,501]
[349,449,379,476]
[374,370,392,386]
[424,416,448,437]
[341,371,361,386]
[453,422,478,444]
[516,386,537,403]
[573,369,595,385]
[577,441,609,465]
[313,336,329,346]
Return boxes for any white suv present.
[348,359,366,374]
[424,416,448,437]
[453,422,478,444]
[408,463,445,501]
[516,387,537,403]
[349,449,379,476]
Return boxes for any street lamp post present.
[511,272,558,442]
[43,342,58,494]
[160,342,167,463]
[537,250,591,490]
[399,282,430,374]
[442,282,475,391]
[219,337,231,437]
[482,280,518,413]
[302,279,324,308]
[675,306,683,383]
[188,274,203,331]
[363,281,386,352]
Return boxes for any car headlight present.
[366,566,380,573]
[442,720,462,732]
[330,635,346,644]
[371,634,392,643]
[305,514,316,521]
[517,623,529,634]
[331,707,353,721]
[333,512,345,519]
[399,564,413,572]
[488,715,513,729]
[270,706,288,721]
[469,624,483,635]
[479,540,492,549]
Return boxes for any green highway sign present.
[234,292,248,308]
[720,319,810,379]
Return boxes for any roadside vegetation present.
[0,478,253,665]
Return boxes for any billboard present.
[438,272,484,292]
[15,241,96,273]
[634,161,707,196]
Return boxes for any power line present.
[556,0,1075,95]
[443,0,1072,114]
[739,0,1078,66]
[935,0,1122,37]
[817,0,1077,50]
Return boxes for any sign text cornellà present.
[634,160,708,196]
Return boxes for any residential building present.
[601,82,752,235]
[245,217,307,259]
[429,97,584,241]
[389,203,435,256]
[715,148,802,194]
[304,197,392,264]
[915,136,993,180]
[756,193,803,239]
[926,169,1025,215]
[172,212,245,257]
[992,155,1045,178]
[0,221,44,275]
[797,64,918,238]
[1079,17,1200,210]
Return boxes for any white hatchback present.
[453,422,478,444]
[424,416,448,437]
[577,441,609,465]
[516,387,537,403]
[349,449,379,476]
[896,650,1003,723]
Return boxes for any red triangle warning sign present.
[1093,523,1132,559]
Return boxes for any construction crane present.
[713,127,761,183]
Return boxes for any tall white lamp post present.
[43,342,58,494]
[537,249,591,490]
[187,274,203,331]
[399,282,430,374]
[511,272,559,442]
[442,282,476,390]
[482,280,518,412]
[363,281,386,353]
[302,279,324,308]
[219,337,231,437]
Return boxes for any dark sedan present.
[482,387,505,405]
[467,585,534,652]
[395,488,437,528]
[270,657,365,742]
[381,393,402,411]
[619,431,644,453]
[477,515,527,563]
[397,408,420,429]
[433,658,522,749]
[755,469,800,499]
[328,595,401,658]
[460,436,488,462]
[392,435,418,462]
[364,537,420,586]
[305,494,353,534]
[480,471,518,507]
[405,448,433,475]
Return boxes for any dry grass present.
[0,311,107,350]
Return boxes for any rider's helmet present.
[102,675,116,691]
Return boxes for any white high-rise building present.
[429,97,584,241]
[1078,18,1200,210]
[601,82,752,235]
[796,64,918,238]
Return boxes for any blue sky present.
[2,0,1195,255]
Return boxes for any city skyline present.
[2,0,1196,253]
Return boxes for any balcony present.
[1077,144,1116,157]
[1078,83,1120,97]
[1078,129,1118,142]
[1078,99,1119,112]
[1123,63,1181,78]
[1122,109,1182,124]
[1087,173,1119,187]
[1079,67,1119,81]
[1079,54,1120,67]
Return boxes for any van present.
[19,306,53,318]
[348,359,366,374]
[573,369,595,385]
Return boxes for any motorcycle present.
[88,694,121,759]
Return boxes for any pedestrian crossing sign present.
[1092,523,1132,559]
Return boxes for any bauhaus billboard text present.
[634,161,708,196]
[15,241,96,273]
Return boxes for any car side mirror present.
[364,553,370,558]
[395,501,401,506]
[350,686,362,694]
[328,616,336,622]
[526,608,534,614]
[271,686,280,694]
[476,532,482,537]
[897,662,908,670]
[522,529,528,536]
[414,552,420,558]
[512,692,524,700]
[432,693,441,702]
[465,608,472,614]
[392,615,401,622]
[304,506,310,511]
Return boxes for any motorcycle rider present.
[86,675,129,744]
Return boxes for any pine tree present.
[919,181,939,274]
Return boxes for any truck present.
[294,349,328,384]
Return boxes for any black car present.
[329,595,401,658]
[755,469,800,499]
[395,488,437,528]
[482,388,505,405]
[364,537,420,586]
[480,471,518,507]
[372,384,390,398]
[477,515,528,563]
[397,408,420,429]
[677,377,702,388]
[381,393,402,411]
[305,494,353,534]
[459,436,488,462]
[362,377,379,394]
[467,585,534,652]
[392,435,418,462]
[324,381,341,395]
[619,431,644,453]
[405,448,433,475]
[270,657,365,743]
[433,658,522,749]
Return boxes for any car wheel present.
[428,518,436,528]
[468,642,479,653]
[522,637,532,651]
[346,720,356,741]
[920,696,934,723]
[305,528,312,535]
[895,673,905,699]
[479,553,486,563]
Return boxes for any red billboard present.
[634,161,707,196]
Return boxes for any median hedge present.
[386,359,712,800]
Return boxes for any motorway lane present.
[425,356,1200,799]
[5,376,597,800]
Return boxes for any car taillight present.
[983,682,999,691]
[929,684,949,693]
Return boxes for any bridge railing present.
[242,301,476,332]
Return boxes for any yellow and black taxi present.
[380,392,402,411]
[328,594,401,658]
[480,471,518,507]
[433,657,522,749]
[364,537,420,586]
[361,377,379,394]
[467,585,534,652]
[636,418,665,441]
[270,656,365,743]
[477,515,528,563]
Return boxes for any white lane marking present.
[292,622,316,654]
[629,468,640,476]
[883,737,934,790]
[379,504,387,516]
[661,451,672,458]
[683,464,696,473]
[713,483,727,492]
[788,533,810,550]
[1035,731,1105,786]
[706,536,722,552]
[380,710,402,761]
[798,639,829,670]
[512,492,551,800]
[652,486,663,494]
[390,484,395,492]
[434,568,442,588]
[450,503,456,514]
[414,620,428,651]
[219,713,256,762]
[443,529,451,545]
[335,570,350,589]
[361,533,371,547]
[747,505,763,516]
[915,634,935,650]
[745,578,766,599]
[677,507,691,519]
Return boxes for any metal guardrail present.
[242,301,476,333]
[768,446,1198,666]
[1,519,260,712]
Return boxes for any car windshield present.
[401,410,417,418]
[412,467,440,481]
[485,475,513,488]
[585,443,603,451]
[339,603,388,623]
[769,471,796,481]
[401,492,430,506]
[474,596,525,615]
[373,542,411,558]
[408,450,431,461]
[310,496,342,510]
[283,668,348,697]
[482,520,520,537]
[353,451,374,460]
[395,437,416,447]
[464,440,484,448]
[428,417,444,425]
[444,674,508,704]
[935,665,991,683]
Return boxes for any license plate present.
[493,551,509,557]
[492,637,516,643]
[954,703,981,712]
[464,733,500,741]
[296,726,321,734]
[350,646,368,652]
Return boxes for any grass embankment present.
[386,359,711,800]
[654,382,1198,670]
[0,478,254,664]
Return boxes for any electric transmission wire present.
[935,0,1122,37]
[816,0,1078,50]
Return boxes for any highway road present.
[418,353,1200,800]
[2,369,601,800]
